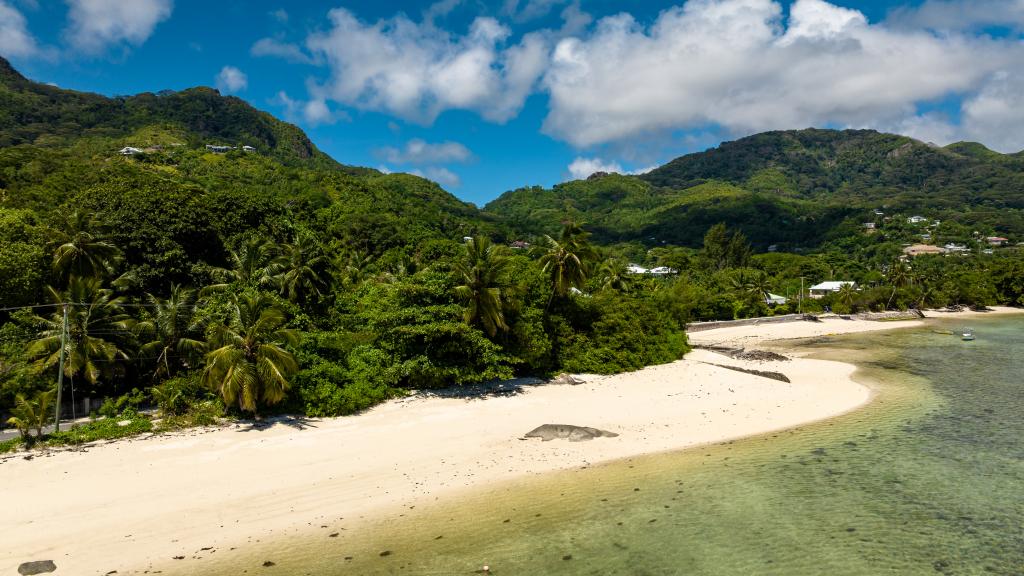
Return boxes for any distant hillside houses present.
[986,236,1008,246]
[205,144,258,153]
[907,215,928,224]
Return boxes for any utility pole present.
[799,277,804,314]
[54,303,68,433]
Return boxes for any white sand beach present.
[1,308,1019,575]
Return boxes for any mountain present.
[0,56,339,168]
[486,129,1024,249]
[0,58,499,293]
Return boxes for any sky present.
[2,0,1024,205]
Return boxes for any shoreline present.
[1,307,1020,575]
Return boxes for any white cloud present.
[215,65,247,93]
[272,90,346,126]
[411,166,462,187]
[887,0,1024,32]
[0,0,49,59]
[303,8,547,124]
[541,0,1023,148]
[270,8,288,23]
[64,0,172,54]
[251,37,315,64]
[960,72,1024,153]
[378,138,473,165]
[566,157,654,180]
[503,0,568,22]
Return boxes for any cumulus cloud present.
[215,66,247,93]
[887,0,1024,32]
[960,72,1024,153]
[272,90,346,126]
[567,157,654,180]
[251,37,315,64]
[64,0,172,54]
[0,0,50,59]
[502,0,569,22]
[412,166,462,188]
[303,8,548,124]
[541,0,1023,148]
[378,138,473,165]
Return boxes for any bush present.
[151,372,212,416]
[45,411,153,446]
[97,388,147,418]
[0,436,24,453]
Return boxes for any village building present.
[765,293,788,306]
[907,215,928,224]
[119,146,143,156]
[986,236,1008,246]
[903,244,946,257]
[808,281,856,298]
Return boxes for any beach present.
[1,307,1019,575]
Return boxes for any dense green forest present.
[485,129,1024,250]
[1,57,1022,449]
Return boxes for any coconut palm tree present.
[51,211,122,283]
[202,293,299,416]
[28,276,133,386]
[6,389,56,440]
[837,282,858,311]
[268,235,328,304]
[599,258,634,293]
[453,236,510,337]
[887,259,912,308]
[135,285,206,380]
[203,237,279,294]
[536,222,599,305]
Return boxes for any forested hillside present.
[485,129,1024,250]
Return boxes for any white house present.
[809,281,855,298]
[765,293,788,306]
[242,145,256,153]
[648,266,678,275]
[907,215,928,224]
[205,144,234,153]
[626,264,648,275]
[863,222,876,230]
[944,243,969,253]
[986,236,1008,246]
[119,146,143,156]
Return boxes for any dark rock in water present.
[562,554,573,560]
[18,561,57,575]
[262,560,276,567]
[379,550,392,557]
[523,424,618,442]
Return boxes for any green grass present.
[0,436,24,453]
[44,413,153,446]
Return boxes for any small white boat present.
[961,328,975,341]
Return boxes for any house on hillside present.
[809,281,855,298]
[907,215,928,224]
[986,236,1008,246]
[626,264,648,275]
[903,244,946,257]
[765,293,788,306]
[242,145,256,153]
[649,266,678,275]
[944,243,969,253]
[119,146,143,156]
[508,240,530,250]
[205,144,234,153]
[863,222,876,230]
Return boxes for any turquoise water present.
[205,316,1024,575]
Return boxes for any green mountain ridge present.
[486,128,1024,249]
[0,57,497,296]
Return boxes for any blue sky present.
[2,0,1024,205]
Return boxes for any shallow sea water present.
[207,316,1024,576]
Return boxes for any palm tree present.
[453,236,510,337]
[6,389,56,440]
[599,258,634,293]
[887,259,912,308]
[268,235,327,303]
[837,283,858,311]
[333,249,374,288]
[536,222,599,305]
[734,270,772,304]
[28,276,133,386]
[51,211,122,283]
[203,237,279,294]
[135,285,206,380]
[202,293,299,416]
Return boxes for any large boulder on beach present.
[18,560,56,575]
[523,424,619,442]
